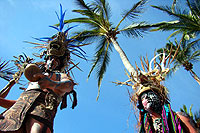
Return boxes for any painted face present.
[45,56,60,71]
[47,39,66,57]
[140,91,162,114]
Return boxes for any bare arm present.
[0,79,16,98]
[34,73,74,96]
[177,112,197,133]
[0,97,16,109]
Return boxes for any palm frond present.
[152,5,185,19]
[87,37,108,79]
[122,0,147,20]
[74,0,92,11]
[96,41,110,100]
[63,17,101,29]
[186,0,200,18]
[72,9,96,18]
[71,10,109,32]
[152,5,200,34]
[189,50,200,62]
[150,20,180,32]
[120,22,151,38]
[86,37,110,100]
[167,30,182,40]
[157,34,200,79]
[93,0,111,22]
[72,30,102,43]
[0,59,15,81]
[115,0,147,30]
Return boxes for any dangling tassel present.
[71,90,77,109]
[162,104,170,132]
[139,111,145,133]
[168,104,178,132]
[60,90,77,110]
[60,92,68,110]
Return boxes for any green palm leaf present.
[74,0,92,11]
[59,0,163,99]
[152,0,200,39]
[120,22,151,38]
[115,0,147,31]
[92,0,111,22]
[0,59,15,81]
[157,35,200,83]
[87,37,108,79]
[96,42,110,100]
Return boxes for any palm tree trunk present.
[110,37,136,75]
[189,69,200,85]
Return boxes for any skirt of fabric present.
[0,89,60,132]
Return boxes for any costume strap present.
[60,90,77,110]
[162,104,170,132]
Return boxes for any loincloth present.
[0,89,61,132]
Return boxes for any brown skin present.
[0,72,74,132]
[25,55,75,133]
[0,79,16,98]
[25,72,74,133]
[0,56,75,133]
[177,112,197,133]
[0,97,16,109]
[34,72,74,97]
[25,115,52,133]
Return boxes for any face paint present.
[45,56,60,71]
[140,91,162,114]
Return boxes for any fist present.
[24,64,42,82]
[34,73,54,90]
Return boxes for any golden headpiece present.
[114,52,176,109]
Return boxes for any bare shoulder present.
[176,112,197,133]
[60,73,71,81]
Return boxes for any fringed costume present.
[139,104,189,133]
[114,53,197,132]
[0,88,61,132]
[0,4,85,133]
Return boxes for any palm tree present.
[62,0,164,99]
[157,35,200,85]
[151,0,200,40]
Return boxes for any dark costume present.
[0,88,61,132]
[139,104,189,133]
[0,4,82,132]
[115,53,197,132]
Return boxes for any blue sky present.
[0,0,200,133]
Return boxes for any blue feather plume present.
[31,4,87,61]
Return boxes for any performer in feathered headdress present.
[0,4,86,132]
[114,52,197,132]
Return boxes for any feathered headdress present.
[114,50,178,109]
[25,4,87,72]
[25,4,87,110]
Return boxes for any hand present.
[34,73,54,90]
